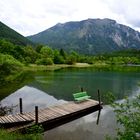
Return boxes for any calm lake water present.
[29,67,140,101]
[0,66,140,140]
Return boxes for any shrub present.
[36,58,53,65]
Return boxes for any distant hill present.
[28,18,140,54]
[0,21,33,46]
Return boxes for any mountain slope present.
[0,21,33,46]
[28,18,140,54]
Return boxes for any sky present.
[0,0,140,36]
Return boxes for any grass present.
[23,63,92,71]
[0,129,43,140]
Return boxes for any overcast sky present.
[0,0,140,36]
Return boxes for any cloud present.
[0,0,140,36]
[105,0,140,29]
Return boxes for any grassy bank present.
[23,63,92,71]
[23,63,140,73]
[0,129,43,140]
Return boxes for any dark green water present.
[28,67,140,101]
[0,67,140,101]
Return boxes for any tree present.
[60,48,66,59]
[53,49,65,64]
[40,46,54,58]
[23,46,38,63]
[35,44,44,53]
[36,58,53,65]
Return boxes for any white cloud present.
[0,0,140,36]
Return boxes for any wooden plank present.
[1,99,102,132]
[47,107,64,116]
[42,109,61,119]
[24,113,35,120]
[53,106,69,114]
[0,118,6,123]
[16,115,27,121]
[41,109,58,118]
[0,116,10,123]
[18,114,33,121]
[5,116,16,123]
[26,112,35,119]
[48,107,65,116]
[15,115,26,122]
[8,115,19,122]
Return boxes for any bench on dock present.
[73,91,91,102]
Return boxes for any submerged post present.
[81,87,84,92]
[19,98,23,114]
[96,89,101,125]
[35,106,38,124]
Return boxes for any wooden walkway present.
[0,99,102,132]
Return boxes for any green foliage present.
[112,95,140,140]
[106,94,140,140]
[40,46,54,58]
[60,48,66,59]
[35,44,43,53]
[0,129,43,140]
[103,92,116,104]
[36,58,53,65]
[0,53,23,83]
[0,39,25,61]
[26,124,44,134]
[0,53,23,73]
[23,46,38,63]
[0,21,33,46]
[53,55,65,64]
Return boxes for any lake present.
[0,66,140,140]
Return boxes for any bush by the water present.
[0,53,23,82]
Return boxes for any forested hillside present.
[0,21,33,46]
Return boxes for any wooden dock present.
[0,99,102,132]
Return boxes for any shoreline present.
[23,63,93,71]
[23,63,140,72]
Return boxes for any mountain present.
[0,21,33,46]
[28,18,140,54]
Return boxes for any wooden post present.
[97,89,101,105]
[96,89,101,125]
[35,106,38,124]
[19,98,23,114]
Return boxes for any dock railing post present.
[19,98,23,114]
[35,106,38,124]
[96,89,101,125]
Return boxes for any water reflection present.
[44,105,117,140]
[29,69,140,102]
[1,85,140,140]
[1,86,66,114]
[44,87,140,140]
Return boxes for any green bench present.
[73,91,91,102]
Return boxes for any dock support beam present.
[19,98,23,114]
[35,106,38,124]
